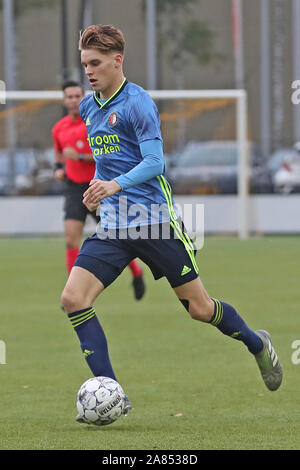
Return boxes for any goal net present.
[0,89,249,239]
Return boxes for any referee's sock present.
[210,299,263,355]
[68,307,117,380]
[128,259,143,277]
[66,248,79,274]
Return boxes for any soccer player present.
[51,81,145,299]
[60,25,283,419]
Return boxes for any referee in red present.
[52,80,145,299]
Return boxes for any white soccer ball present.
[76,376,126,426]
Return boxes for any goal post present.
[2,89,249,239]
[148,89,249,240]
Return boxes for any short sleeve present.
[78,97,86,121]
[128,92,162,144]
[51,125,62,152]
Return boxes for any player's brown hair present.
[79,24,125,54]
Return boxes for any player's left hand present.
[83,179,122,204]
[62,146,78,160]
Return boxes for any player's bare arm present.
[62,146,94,162]
[54,150,65,181]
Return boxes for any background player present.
[52,81,145,299]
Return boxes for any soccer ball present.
[76,376,126,426]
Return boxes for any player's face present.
[81,48,123,99]
[63,86,84,115]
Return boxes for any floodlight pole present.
[260,0,271,159]
[232,0,244,90]
[293,0,300,144]
[146,0,157,90]
[79,0,93,88]
[3,0,17,189]
[61,0,69,82]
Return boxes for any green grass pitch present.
[0,235,299,450]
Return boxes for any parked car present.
[166,141,273,195]
[269,147,300,194]
[164,150,180,174]
[0,149,36,195]
[267,148,295,176]
[0,148,63,196]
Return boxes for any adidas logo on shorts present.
[181,265,192,276]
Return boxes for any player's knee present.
[60,287,85,314]
[188,299,214,323]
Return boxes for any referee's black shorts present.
[63,179,98,223]
[74,222,199,289]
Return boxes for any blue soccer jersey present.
[79,79,177,229]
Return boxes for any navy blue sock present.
[210,299,263,354]
[68,307,117,380]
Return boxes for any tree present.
[0,0,55,16]
[142,0,223,150]
[142,0,223,89]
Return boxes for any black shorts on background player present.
[64,179,98,222]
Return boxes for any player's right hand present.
[54,169,65,182]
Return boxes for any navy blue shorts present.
[74,222,199,288]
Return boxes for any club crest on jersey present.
[108,112,118,127]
